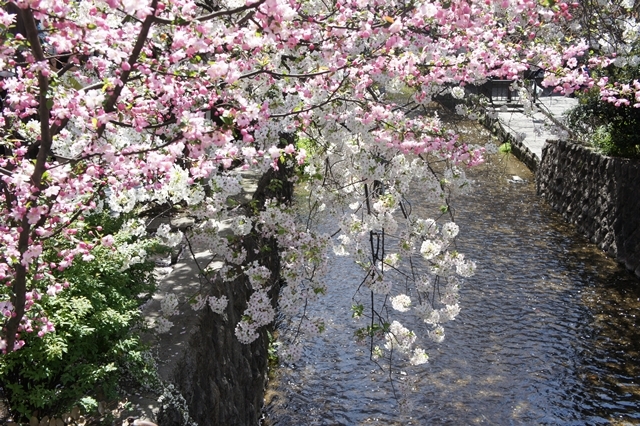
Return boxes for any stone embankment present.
[485,95,640,278]
[124,168,292,426]
[536,140,640,277]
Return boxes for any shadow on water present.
[264,117,640,425]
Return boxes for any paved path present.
[486,95,579,170]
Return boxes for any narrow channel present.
[264,116,640,425]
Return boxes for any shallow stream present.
[264,117,640,425]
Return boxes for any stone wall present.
[157,274,277,426]
[536,139,640,278]
[134,166,295,426]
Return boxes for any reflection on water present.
[264,118,640,425]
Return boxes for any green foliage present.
[266,331,279,375]
[591,124,616,154]
[0,213,161,420]
[498,142,512,154]
[351,303,364,319]
[295,136,315,154]
[267,178,284,192]
[566,84,640,159]
[354,322,390,342]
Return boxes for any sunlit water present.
[263,117,640,425]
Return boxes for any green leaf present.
[498,142,512,154]
[351,303,364,318]
[79,396,98,413]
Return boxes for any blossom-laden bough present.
[0,0,595,391]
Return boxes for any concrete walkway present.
[485,95,579,170]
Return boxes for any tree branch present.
[5,6,52,353]
[152,0,266,25]
[97,0,159,138]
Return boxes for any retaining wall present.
[143,167,293,426]
[536,139,640,278]
[157,267,277,426]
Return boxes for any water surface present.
[264,118,640,425]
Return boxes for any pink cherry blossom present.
[0,0,618,357]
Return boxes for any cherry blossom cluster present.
[239,199,332,357]
[156,223,184,248]
[235,288,275,344]
[190,293,228,315]
[598,78,640,107]
[244,261,271,290]
[152,293,181,334]
[0,0,601,360]
[286,88,486,365]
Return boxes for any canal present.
[264,116,640,425]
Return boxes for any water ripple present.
[264,120,640,425]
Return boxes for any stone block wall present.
[158,277,276,426]
[149,167,293,426]
[536,139,640,277]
